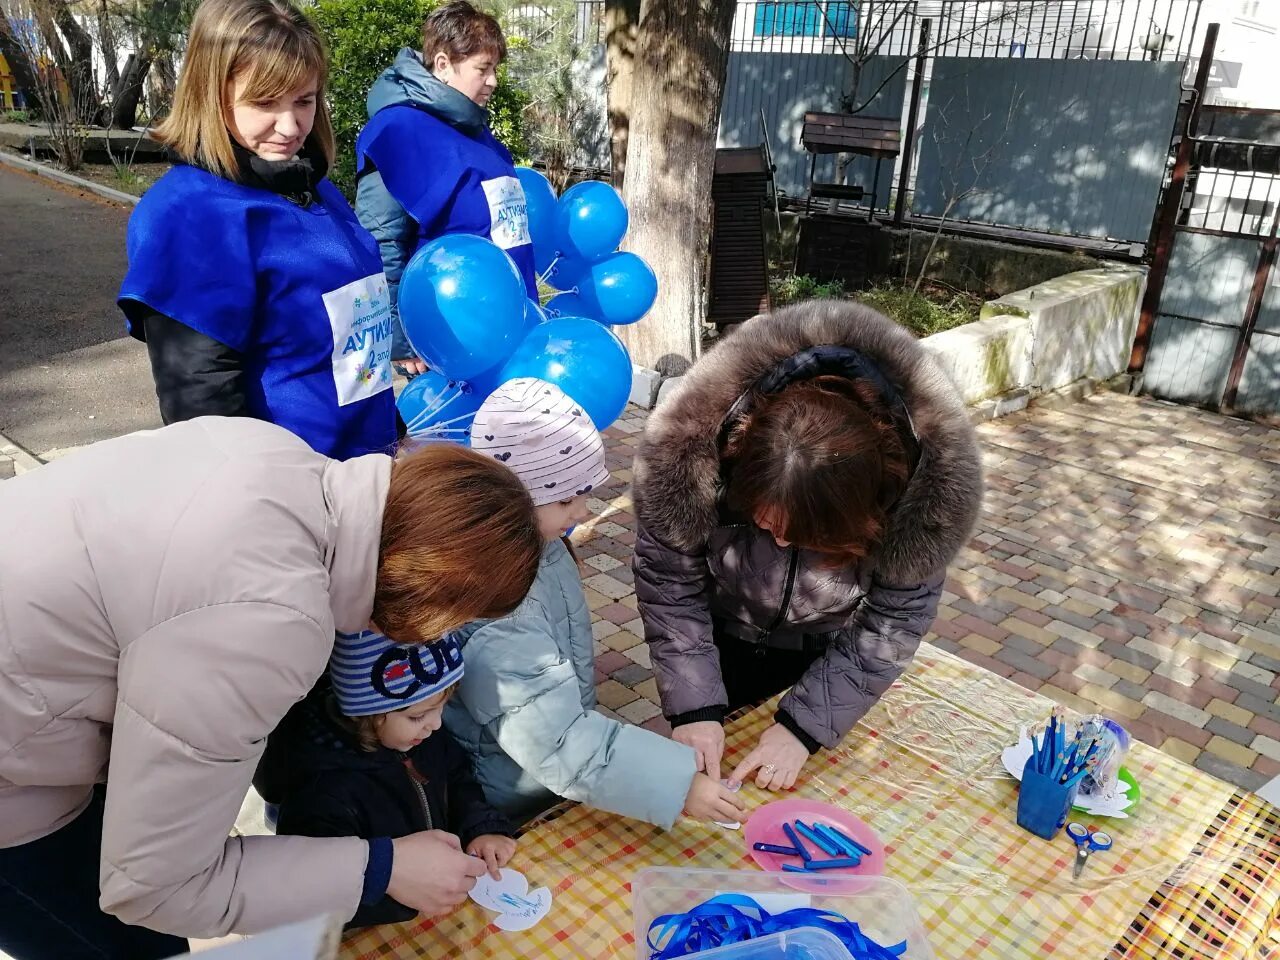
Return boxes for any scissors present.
[1066,822,1113,879]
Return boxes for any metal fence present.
[1142,162,1280,414]
[568,0,1201,241]
[925,0,1199,60]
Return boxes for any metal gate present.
[1131,25,1280,418]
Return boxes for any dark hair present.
[374,443,541,643]
[422,1,507,64]
[724,376,909,567]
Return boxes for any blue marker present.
[814,823,858,858]
[753,842,803,857]
[781,822,812,862]
[805,857,863,871]
[794,820,841,857]
[825,824,873,857]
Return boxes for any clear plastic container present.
[632,868,934,960]
[664,927,855,960]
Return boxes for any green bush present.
[311,0,529,196]
[855,284,980,338]
[769,273,847,305]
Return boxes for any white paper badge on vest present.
[482,175,532,250]
[324,273,395,407]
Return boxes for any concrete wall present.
[923,264,1147,404]
[788,212,1106,296]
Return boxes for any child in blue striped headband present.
[275,630,514,928]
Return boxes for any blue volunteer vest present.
[357,105,539,296]
[120,165,397,460]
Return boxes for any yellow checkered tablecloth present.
[340,646,1280,960]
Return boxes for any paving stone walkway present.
[573,391,1280,793]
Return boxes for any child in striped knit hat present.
[275,631,514,928]
[443,378,747,829]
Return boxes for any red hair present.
[724,376,909,567]
[375,443,541,643]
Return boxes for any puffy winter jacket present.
[355,48,538,359]
[0,417,389,937]
[633,302,983,751]
[445,539,697,828]
[275,685,510,928]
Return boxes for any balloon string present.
[409,428,468,439]
[404,387,465,431]
[421,411,476,430]
[536,253,562,287]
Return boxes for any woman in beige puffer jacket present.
[0,416,541,957]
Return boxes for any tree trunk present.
[98,0,120,97]
[604,0,640,188]
[111,51,152,129]
[0,13,40,109]
[617,0,734,376]
[51,0,104,124]
[150,51,176,120]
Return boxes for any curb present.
[0,150,140,207]
[0,430,45,475]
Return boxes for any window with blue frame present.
[753,2,857,39]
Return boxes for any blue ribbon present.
[646,893,908,959]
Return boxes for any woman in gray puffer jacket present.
[633,300,983,791]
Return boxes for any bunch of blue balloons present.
[395,169,658,442]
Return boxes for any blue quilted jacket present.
[444,538,697,828]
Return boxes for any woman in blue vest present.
[355,1,536,375]
[119,0,397,459]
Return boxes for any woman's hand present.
[465,834,518,881]
[672,720,726,778]
[395,357,428,376]
[729,723,810,791]
[387,830,487,916]
[682,772,747,823]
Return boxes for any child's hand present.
[465,834,517,880]
[683,772,747,823]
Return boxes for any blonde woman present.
[118,0,397,460]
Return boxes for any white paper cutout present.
[714,778,743,829]
[468,868,552,930]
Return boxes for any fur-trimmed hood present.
[634,300,983,585]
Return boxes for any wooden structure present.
[801,112,900,219]
[708,145,774,329]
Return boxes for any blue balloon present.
[576,252,658,326]
[545,254,591,292]
[458,363,507,402]
[399,234,526,379]
[554,181,629,263]
[516,167,558,274]
[396,369,487,444]
[544,292,594,320]
[498,317,632,430]
[524,297,549,330]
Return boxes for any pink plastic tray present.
[742,798,885,878]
